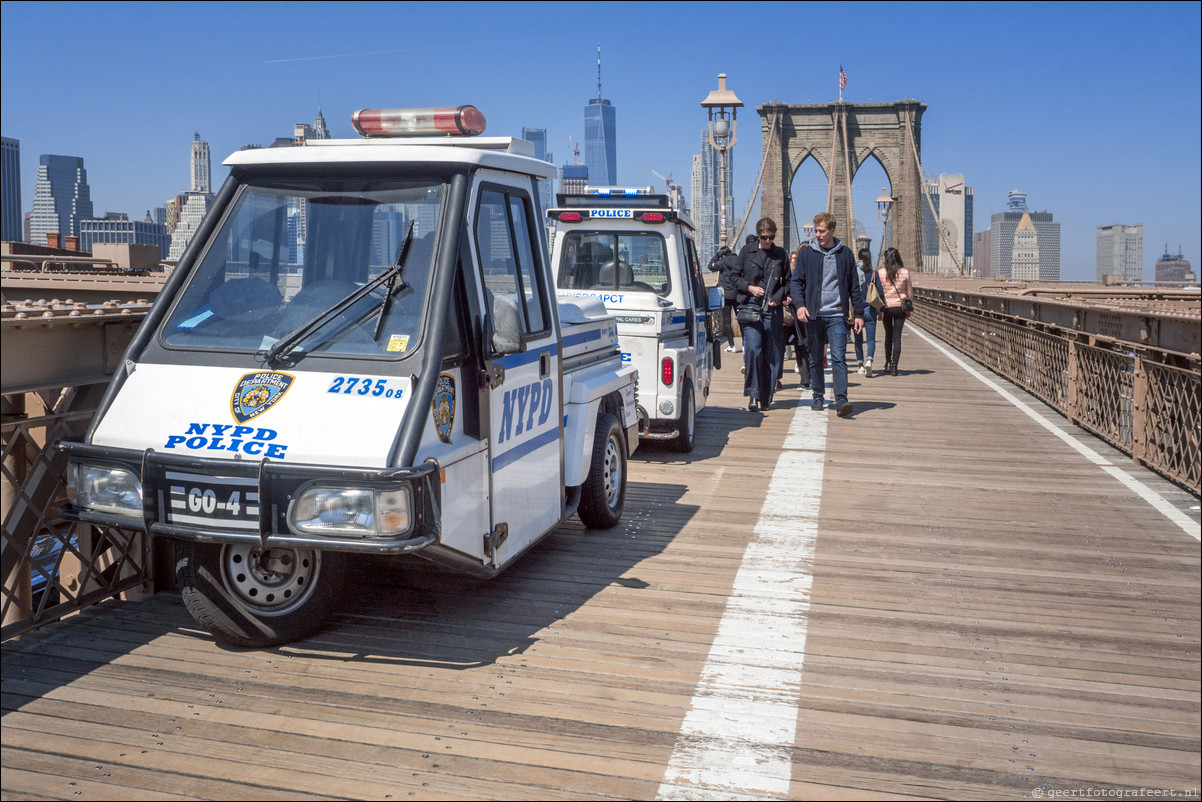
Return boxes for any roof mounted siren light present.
[351,106,487,138]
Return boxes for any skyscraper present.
[1154,248,1194,283]
[170,133,216,261]
[1096,223,1143,281]
[560,164,588,196]
[691,128,733,261]
[584,46,616,187]
[29,154,93,248]
[521,126,554,214]
[921,173,974,274]
[190,133,211,194]
[80,212,169,259]
[295,106,332,144]
[989,204,1060,281]
[2,136,21,242]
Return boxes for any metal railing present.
[2,385,151,641]
[912,289,1201,494]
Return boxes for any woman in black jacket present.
[734,219,788,411]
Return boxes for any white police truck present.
[550,187,722,452]
[59,106,639,648]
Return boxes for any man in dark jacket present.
[710,235,757,352]
[788,212,864,417]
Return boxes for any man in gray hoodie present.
[788,212,864,417]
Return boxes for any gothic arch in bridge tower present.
[759,99,926,265]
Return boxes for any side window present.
[475,188,549,336]
[508,196,546,333]
[684,236,705,310]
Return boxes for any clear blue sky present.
[3,0,1199,279]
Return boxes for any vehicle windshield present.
[162,179,445,358]
[556,231,671,296]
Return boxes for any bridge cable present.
[733,108,782,246]
[904,107,965,275]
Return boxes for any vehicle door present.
[683,235,712,402]
[470,175,563,566]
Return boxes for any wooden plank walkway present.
[4,324,1200,801]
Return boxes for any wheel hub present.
[603,437,622,507]
[221,544,319,614]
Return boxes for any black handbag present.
[902,298,914,313]
[735,304,763,325]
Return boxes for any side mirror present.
[491,294,525,355]
[707,286,724,312]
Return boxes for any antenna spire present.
[596,44,603,101]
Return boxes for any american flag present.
[839,66,847,91]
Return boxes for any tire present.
[670,379,696,453]
[578,411,627,529]
[177,541,347,648]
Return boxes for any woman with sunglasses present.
[734,218,789,411]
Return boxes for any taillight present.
[639,211,665,223]
[661,357,674,386]
[558,211,583,222]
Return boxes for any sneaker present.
[811,397,825,411]
[724,345,737,353]
[864,364,873,378]
[856,362,865,375]
[836,400,853,418]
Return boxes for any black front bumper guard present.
[58,439,441,555]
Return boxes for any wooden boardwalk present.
[4,325,1200,801]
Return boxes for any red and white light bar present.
[549,210,674,223]
[351,106,487,138]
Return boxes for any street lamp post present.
[701,74,743,251]
[875,187,895,267]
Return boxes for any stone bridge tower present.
[759,99,926,266]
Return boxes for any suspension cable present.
[905,107,965,275]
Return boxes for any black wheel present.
[578,411,627,529]
[670,379,696,453]
[177,541,347,648]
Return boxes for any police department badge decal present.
[231,371,294,424]
[432,373,456,444]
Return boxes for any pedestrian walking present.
[734,219,789,411]
[708,244,737,351]
[717,235,758,353]
[789,212,864,417]
[877,247,914,376]
[853,247,881,378]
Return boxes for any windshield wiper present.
[371,225,415,341]
[261,221,414,365]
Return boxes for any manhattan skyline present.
[1,0,1198,280]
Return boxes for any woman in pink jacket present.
[877,247,914,376]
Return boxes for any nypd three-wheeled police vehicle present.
[549,187,722,452]
[59,106,639,647]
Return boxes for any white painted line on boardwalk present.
[912,326,1199,540]
[657,403,823,800]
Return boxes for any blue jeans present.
[763,305,784,391]
[807,315,850,405]
[854,307,877,363]
[740,317,769,404]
